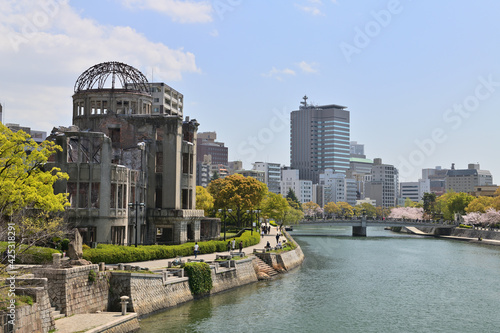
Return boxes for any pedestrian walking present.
[231,239,236,250]
[194,242,199,259]
[276,233,279,243]
[227,241,231,252]
[239,241,243,253]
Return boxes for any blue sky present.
[1,0,500,182]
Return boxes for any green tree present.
[302,201,321,218]
[0,124,69,267]
[286,188,302,210]
[437,191,475,220]
[466,196,494,213]
[195,186,214,216]
[262,192,289,225]
[337,202,354,218]
[422,192,437,216]
[207,174,268,228]
[324,202,340,218]
[354,203,376,218]
[283,207,304,225]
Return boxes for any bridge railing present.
[300,217,457,225]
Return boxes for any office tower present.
[290,95,350,184]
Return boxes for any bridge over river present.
[298,217,457,236]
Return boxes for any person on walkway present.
[276,233,280,243]
[194,242,199,259]
[261,230,264,238]
[231,239,235,250]
[227,241,231,252]
[239,241,243,253]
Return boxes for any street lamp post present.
[128,201,145,247]
[218,208,232,241]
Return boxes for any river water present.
[139,226,500,332]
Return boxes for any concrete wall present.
[33,265,109,316]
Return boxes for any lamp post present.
[128,201,145,247]
[253,209,261,232]
[218,208,232,241]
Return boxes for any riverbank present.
[47,227,304,333]
[399,226,500,246]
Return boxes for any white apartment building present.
[253,162,281,194]
[319,169,357,206]
[281,168,313,204]
[400,179,430,202]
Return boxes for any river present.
[139,225,500,332]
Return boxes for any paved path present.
[127,225,284,270]
[54,312,137,333]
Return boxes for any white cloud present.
[209,29,219,37]
[262,67,296,81]
[121,0,213,23]
[0,1,201,132]
[297,61,318,74]
[294,4,324,16]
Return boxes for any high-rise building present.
[253,162,281,194]
[196,131,228,166]
[365,158,399,207]
[290,96,350,184]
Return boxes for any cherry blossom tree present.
[388,207,424,220]
[481,208,500,227]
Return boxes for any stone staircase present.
[254,257,279,280]
[50,307,65,320]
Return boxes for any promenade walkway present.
[54,225,283,332]
[127,225,282,270]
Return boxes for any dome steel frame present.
[74,61,150,94]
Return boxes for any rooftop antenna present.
[300,95,308,108]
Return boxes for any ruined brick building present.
[47,62,219,245]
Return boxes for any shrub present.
[0,242,59,264]
[184,262,212,295]
[82,231,260,264]
[459,224,473,229]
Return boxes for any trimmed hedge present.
[0,242,60,264]
[82,231,260,264]
[184,262,213,295]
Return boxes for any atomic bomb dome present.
[74,61,150,94]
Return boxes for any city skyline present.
[1,1,500,182]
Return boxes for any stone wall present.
[33,265,109,316]
[109,272,193,317]
[210,259,257,294]
[0,278,55,333]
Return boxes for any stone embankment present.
[401,226,500,245]
[3,231,304,332]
